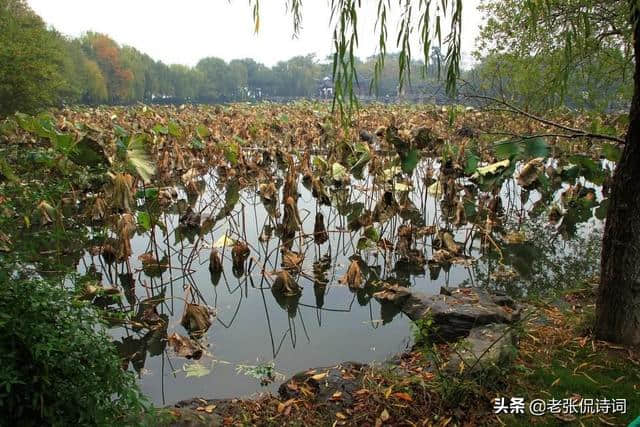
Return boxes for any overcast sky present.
[27,0,483,68]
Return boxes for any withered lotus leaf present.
[209,248,223,274]
[339,259,364,289]
[314,212,329,245]
[116,213,136,260]
[180,303,214,338]
[281,248,304,272]
[272,269,301,296]
[168,332,203,360]
[231,240,250,267]
[517,158,544,188]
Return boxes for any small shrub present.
[0,278,153,426]
[410,313,436,347]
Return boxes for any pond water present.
[77,156,606,405]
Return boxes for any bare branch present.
[468,94,626,144]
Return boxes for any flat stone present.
[442,323,517,375]
[374,285,520,342]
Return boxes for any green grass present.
[500,299,639,426]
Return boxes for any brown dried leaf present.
[310,372,328,381]
[180,303,214,338]
[272,270,301,295]
[209,248,223,273]
[339,259,363,289]
[167,332,202,359]
[393,392,413,402]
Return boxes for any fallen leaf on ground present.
[311,372,328,381]
[393,392,413,402]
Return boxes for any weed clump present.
[0,278,154,426]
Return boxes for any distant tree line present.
[0,0,454,115]
[0,0,632,116]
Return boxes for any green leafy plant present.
[235,362,284,386]
[410,312,436,347]
[0,278,155,426]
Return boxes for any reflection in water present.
[76,157,606,405]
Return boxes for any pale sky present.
[27,0,483,68]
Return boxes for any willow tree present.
[474,0,639,345]
[598,1,640,345]
[249,0,640,345]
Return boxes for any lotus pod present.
[487,195,503,217]
[314,212,329,245]
[548,205,563,224]
[180,303,214,338]
[0,231,10,252]
[272,270,301,295]
[410,126,436,150]
[431,249,453,265]
[339,259,364,289]
[209,248,223,274]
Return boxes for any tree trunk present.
[595,2,640,345]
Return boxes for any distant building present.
[318,77,333,98]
